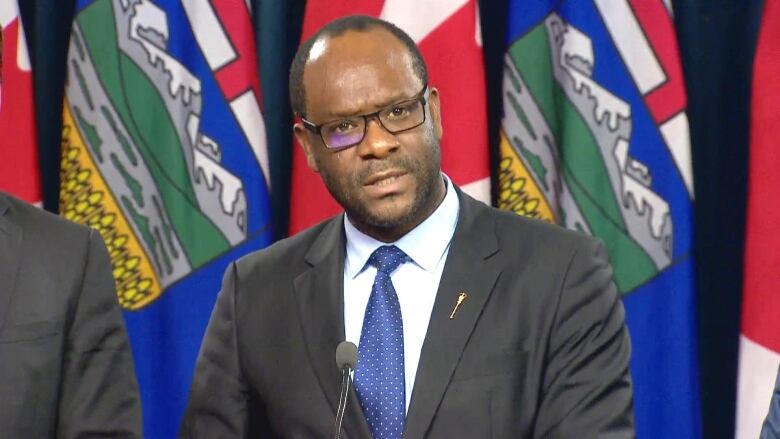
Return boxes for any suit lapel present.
[0,194,22,331]
[293,216,372,439]
[404,192,502,439]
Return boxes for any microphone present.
[334,341,358,439]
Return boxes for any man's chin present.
[349,201,417,232]
[362,209,414,230]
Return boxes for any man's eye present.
[334,121,357,132]
[387,106,410,119]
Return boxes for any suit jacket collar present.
[0,193,23,331]
[403,187,501,438]
[294,187,501,439]
[294,216,373,439]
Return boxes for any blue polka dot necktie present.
[354,245,409,439]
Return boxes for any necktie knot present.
[368,245,408,275]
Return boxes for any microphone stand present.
[334,366,352,439]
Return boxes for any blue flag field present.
[498,1,700,437]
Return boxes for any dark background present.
[17,0,764,436]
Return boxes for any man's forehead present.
[306,27,409,68]
[302,28,423,116]
[304,66,419,119]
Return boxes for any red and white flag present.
[736,0,780,437]
[288,0,490,234]
[0,1,40,203]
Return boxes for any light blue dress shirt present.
[344,174,460,412]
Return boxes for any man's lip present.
[363,170,407,186]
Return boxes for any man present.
[0,192,142,437]
[182,15,634,438]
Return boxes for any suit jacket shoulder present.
[232,215,343,295]
[0,192,95,324]
[1,191,93,255]
[0,192,143,438]
[414,191,634,438]
[481,195,604,262]
[181,212,353,438]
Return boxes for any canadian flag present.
[0,1,40,204]
[288,0,490,234]
[736,0,780,437]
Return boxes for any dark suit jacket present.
[181,189,634,438]
[0,193,142,438]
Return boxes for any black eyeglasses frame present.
[300,84,429,151]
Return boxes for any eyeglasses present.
[301,85,428,151]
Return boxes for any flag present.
[59,1,273,437]
[0,1,41,203]
[736,0,780,436]
[288,0,490,234]
[499,2,699,437]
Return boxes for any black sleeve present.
[180,262,254,438]
[56,229,143,438]
[534,239,635,438]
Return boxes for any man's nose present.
[356,118,399,159]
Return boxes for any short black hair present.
[289,15,429,117]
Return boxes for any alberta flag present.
[499,1,699,437]
[59,1,273,437]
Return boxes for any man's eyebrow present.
[326,108,368,119]
[325,92,416,119]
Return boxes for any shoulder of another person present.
[3,193,93,249]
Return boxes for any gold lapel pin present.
[449,292,467,319]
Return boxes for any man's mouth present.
[364,170,407,187]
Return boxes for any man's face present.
[294,28,445,241]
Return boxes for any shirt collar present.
[344,173,460,278]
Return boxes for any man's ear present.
[293,123,320,173]
[428,87,443,140]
